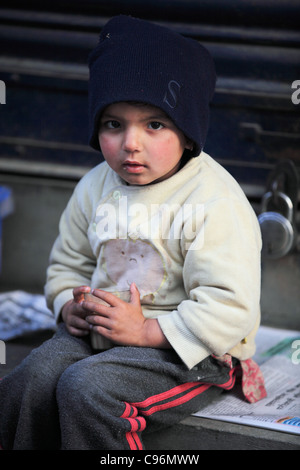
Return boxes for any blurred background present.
[0,0,299,330]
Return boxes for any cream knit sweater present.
[45,153,262,369]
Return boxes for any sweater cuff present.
[53,288,74,322]
[158,312,211,369]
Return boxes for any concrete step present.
[143,415,299,450]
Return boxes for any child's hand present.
[61,285,92,337]
[83,283,170,348]
[82,283,144,346]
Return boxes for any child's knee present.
[56,361,93,408]
[56,360,116,411]
[22,345,54,380]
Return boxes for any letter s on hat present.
[163,80,181,109]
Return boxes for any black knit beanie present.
[88,15,216,157]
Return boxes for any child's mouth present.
[123,161,145,173]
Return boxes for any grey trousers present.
[0,324,235,450]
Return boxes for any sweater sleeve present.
[44,180,96,321]
[158,197,262,369]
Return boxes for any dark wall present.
[0,1,299,187]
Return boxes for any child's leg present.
[56,346,234,450]
[0,323,92,449]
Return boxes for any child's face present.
[98,102,191,185]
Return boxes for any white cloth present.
[0,291,56,340]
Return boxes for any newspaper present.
[194,325,300,435]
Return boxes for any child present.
[0,15,266,450]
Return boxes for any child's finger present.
[129,283,141,305]
[73,285,91,303]
[67,315,92,336]
[89,289,119,307]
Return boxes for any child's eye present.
[148,121,164,130]
[105,120,120,129]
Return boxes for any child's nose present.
[123,127,142,152]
